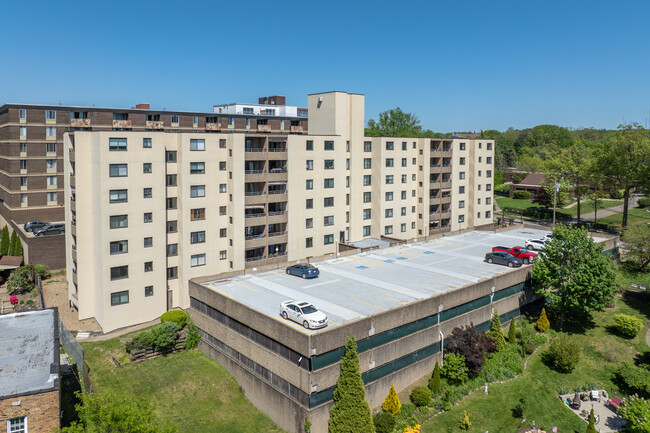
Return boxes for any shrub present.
[160,310,189,328]
[512,396,527,418]
[382,383,402,415]
[637,197,650,208]
[508,318,517,343]
[487,309,507,351]
[444,325,495,375]
[26,300,33,305]
[546,336,581,373]
[612,314,644,338]
[7,265,35,294]
[459,411,471,430]
[373,411,395,433]
[125,330,155,353]
[184,321,200,350]
[536,308,550,332]
[150,322,181,351]
[609,189,624,199]
[615,363,650,397]
[523,342,536,355]
[481,345,524,382]
[409,386,431,407]
[34,264,50,279]
[513,190,531,199]
[428,361,442,394]
[441,353,468,385]
[496,183,511,196]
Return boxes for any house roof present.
[0,309,59,398]
[516,173,546,187]
[0,255,23,269]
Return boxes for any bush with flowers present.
[9,295,18,305]
[402,424,421,433]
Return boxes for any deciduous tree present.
[532,225,617,330]
[445,325,495,374]
[618,395,650,433]
[365,108,423,138]
[623,224,650,271]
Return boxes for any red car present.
[491,246,538,265]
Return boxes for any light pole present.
[552,179,559,226]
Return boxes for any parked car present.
[33,223,65,236]
[491,246,538,265]
[24,220,49,232]
[543,233,554,241]
[286,263,319,279]
[485,251,523,267]
[280,300,328,329]
[525,238,548,251]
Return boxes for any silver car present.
[280,300,328,329]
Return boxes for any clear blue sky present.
[2,1,649,132]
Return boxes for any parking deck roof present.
[201,228,607,335]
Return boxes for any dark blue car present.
[286,264,319,279]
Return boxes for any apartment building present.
[63,91,493,332]
[0,100,307,268]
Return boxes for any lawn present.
[420,293,650,433]
[82,337,283,433]
[495,197,541,212]
[561,199,623,217]
[597,206,650,231]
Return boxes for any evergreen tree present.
[585,408,597,433]
[12,232,23,257]
[8,230,18,256]
[0,226,9,255]
[508,318,517,343]
[428,361,442,394]
[328,337,375,433]
[536,307,550,332]
[459,411,471,430]
[381,383,401,416]
[486,309,507,351]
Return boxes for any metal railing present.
[267,210,287,216]
[245,234,265,240]
[245,213,266,218]
[245,191,265,196]
[268,231,287,237]
[245,256,264,262]
[268,148,287,152]
[268,190,287,195]
[245,148,265,152]
[245,170,265,174]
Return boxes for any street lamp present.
[552,179,559,226]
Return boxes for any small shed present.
[0,255,23,270]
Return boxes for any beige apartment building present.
[65,91,494,332]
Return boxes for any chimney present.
[135,103,150,110]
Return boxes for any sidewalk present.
[577,195,639,222]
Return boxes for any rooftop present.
[0,309,59,397]
[201,228,600,335]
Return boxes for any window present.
[306,218,313,228]
[20,177,27,188]
[324,178,334,188]
[219,228,227,238]
[478,170,482,177]
[306,179,313,190]
[8,417,27,433]
[386,175,394,184]
[219,139,227,148]
[385,208,393,218]
[220,250,227,260]
[143,138,152,148]
[190,139,205,151]
[324,141,334,150]
[46,126,56,137]
[167,174,177,186]
[460,142,466,150]
[401,174,407,184]
[20,194,27,206]
[486,184,492,191]
[144,188,152,198]
[402,141,407,151]
[324,197,334,207]
[459,172,465,180]
[167,220,177,233]
[487,170,492,178]
[170,114,179,124]
[459,157,466,165]
[386,158,394,167]
[386,141,394,150]
[142,163,152,174]
[167,244,178,257]
[191,231,206,244]
[166,151,177,162]
[478,198,481,204]
[144,237,153,248]
[346,211,349,223]
[110,215,128,229]
[306,140,313,151]
[346,159,350,171]
[46,142,56,154]
[364,158,371,169]
[401,158,407,167]
[109,138,127,151]
[401,191,406,199]
[219,161,227,171]
[364,141,372,152]
[19,126,27,138]
[110,240,128,255]
[306,160,313,170]
[487,156,492,164]
[363,192,371,203]
[191,253,206,267]
[144,213,153,223]
[324,234,334,245]
[20,160,27,171]
[486,210,491,218]
[459,200,465,209]
[47,176,57,187]
[385,192,393,201]
[190,185,205,197]
[144,261,153,272]
[167,267,178,279]
[363,209,371,220]
[306,237,313,248]
[145,286,154,297]
[385,225,393,235]
[486,197,491,205]
[477,212,481,219]
[401,223,406,232]
[363,175,371,186]
[20,143,27,155]
[218,206,226,216]
[111,290,129,306]
[219,184,227,193]
[190,162,205,174]
[109,164,127,177]
[401,207,407,216]
[324,160,334,169]
[346,141,350,152]
[363,225,371,236]
[487,142,492,150]
[243,107,254,114]
[191,208,205,220]
[458,215,465,223]
[47,192,57,204]
[110,266,128,281]
[19,109,26,120]
[46,159,57,171]
[324,215,334,226]
[459,186,465,194]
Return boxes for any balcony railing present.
[257,125,272,132]
[112,120,132,129]
[206,123,221,131]
[69,118,91,128]
[245,256,264,262]
[268,231,287,237]
[245,234,265,240]
[267,210,287,216]
[268,190,287,195]
[269,168,287,173]
[245,191,265,196]
[245,148,265,152]
[245,170,265,174]
[245,213,266,218]
[145,120,164,130]
[290,126,303,133]
[268,148,287,152]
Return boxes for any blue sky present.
[2,1,649,132]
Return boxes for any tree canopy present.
[623,223,650,271]
[365,108,423,138]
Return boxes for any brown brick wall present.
[24,233,66,269]
[0,390,60,433]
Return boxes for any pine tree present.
[8,230,18,256]
[486,309,507,351]
[328,337,375,433]
[0,226,9,255]
[508,318,517,343]
[585,408,597,433]
[428,361,442,394]
[537,307,550,332]
[12,232,23,257]
[382,383,401,415]
[459,411,471,430]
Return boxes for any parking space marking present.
[371,291,409,304]
[408,281,445,292]
[423,277,457,288]
[321,265,425,300]
[233,281,259,293]
[350,297,387,311]
[207,284,234,299]
[305,279,341,288]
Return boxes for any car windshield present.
[301,305,318,315]
[305,264,316,269]
[519,247,530,253]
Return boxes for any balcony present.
[145,121,164,130]
[290,126,303,133]
[257,124,272,132]
[69,118,90,128]
[112,120,132,129]
[206,123,221,131]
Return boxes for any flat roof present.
[202,228,604,335]
[0,309,58,397]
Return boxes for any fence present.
[59,319,91,391]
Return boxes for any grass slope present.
[598,206,650,230]
[82,337,282,433]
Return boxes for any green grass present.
[495,197,541,211]
[82,337,282,433]
[561,199,623,217]
[597,206,650,231]
[420,293,650,433]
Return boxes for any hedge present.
[513,190,531,199]
[161,310,189,328]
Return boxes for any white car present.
[280,300,328,329]
[525,238,547,251]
